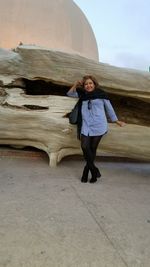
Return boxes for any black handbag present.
[69,100,79,125]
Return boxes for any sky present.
[74,0,150,71]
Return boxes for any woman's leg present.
[90,135,103,179]
[80,135,91,182]
[81,164,89,183]
[90,135,103,162]
[81,135,98,183]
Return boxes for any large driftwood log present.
[0,46,150,166]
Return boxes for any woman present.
[67,75,125,183]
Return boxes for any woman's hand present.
[115,120,126,127]
[70,80,83,92]
[67,80,83,94]
[73,80,83,88]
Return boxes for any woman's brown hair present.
[82,75,99,88]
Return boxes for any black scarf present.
[77,87,109,101]
[76,87,109,139]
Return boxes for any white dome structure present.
[0,0,99,60]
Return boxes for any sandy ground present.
[0,152,150,267]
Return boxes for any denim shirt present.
[67,91,118,136]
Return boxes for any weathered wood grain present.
[0,46,150,165]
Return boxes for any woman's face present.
[84,78,95,92]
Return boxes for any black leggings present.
[81,134,103,171]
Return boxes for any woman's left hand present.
[115,120,126,127]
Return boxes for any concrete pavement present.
[0,152,150,267]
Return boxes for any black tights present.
[81,134,102,175]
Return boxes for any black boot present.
[89,167,97,183]
[96,167,101,178]
[81,165,89,183]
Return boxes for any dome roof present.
[0,0,99,60]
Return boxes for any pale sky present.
[74,0,150,71]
